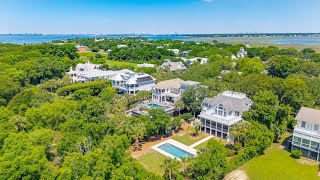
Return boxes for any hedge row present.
[57,80,109,96]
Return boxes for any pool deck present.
[151,139,198,160]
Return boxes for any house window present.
[301,121,306,128]
[293,136,301,145]
[314,125,319,132]
[311,141,319,151]
[235,111,240,116]
[302,139,310,148]
[217,104,225,117]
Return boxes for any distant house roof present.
[153,78,185,89]
[167,49,180,54]
[160,61,186,72]
[117,44,128,48]
[180,50,192,55]
[137,63,156,68]
[202,91,252,113]
[181,81,200,86]
[296,107,320,124]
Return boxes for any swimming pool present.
[148,103,168,110]
[158,143,195,158]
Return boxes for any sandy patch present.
[224,170,249,180]
[297,158,319,166]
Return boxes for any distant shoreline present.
[0,34,319,52]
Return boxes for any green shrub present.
[291,150,303,159]
[234,142,242,152]
[57,80,108,96]
[73,88,93,100]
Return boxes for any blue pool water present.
[158,143,194,158]
[148,103,168,110]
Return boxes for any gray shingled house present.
[198,91,252,141]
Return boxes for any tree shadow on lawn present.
[281,135,293,152]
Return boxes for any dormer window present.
[314,124,319,131]
[235,111,240,116]
[301,121,306,128]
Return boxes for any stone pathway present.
[190,135,214,148]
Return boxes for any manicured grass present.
[136,150,167,175]
[78,52,137,69]
[239,133,319,180]
[194,137,226,150]
[105,60,137,69]
[172,126,209,146]
[194,140,209,150]
[79,52,96,57]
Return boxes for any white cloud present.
[202,0,214,3]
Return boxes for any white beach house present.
[68,62,156,95]
[152,78,200,104]
[198,91,252,141]
[292,107,320,161]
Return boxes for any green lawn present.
[78,52,137,70]
[172,126,209,146]
[194,136,227,150]
[194,140,209,150]
[240,133,320,180]
[105,60,137,69]
[136,150,167,175]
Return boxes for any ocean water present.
[0,34,319,45]
[216,37,320,45]
[0,34,187,44]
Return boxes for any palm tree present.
[180,156,193,178]
[193,118,202,136]
[161,158,182,180]
[174,100,185,116]
[130,122,146,151]
[229,121,251,146]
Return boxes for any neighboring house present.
[221,70,242,75]
[117,44,128,48]
[179,57,208,65]
[67,62,135,83]
[137,63,156,68]
[152,78,200,104]
[106,49,112,53]
[180,50,192,56]
[159,60,187,73]
[95,38,105,42]
[292,107,320,161]
[200,58,208,65]
[198,91,252,141]
[221,70,231,74]
[236,47,248,58]
[76,45,88,53]
[111,73,156,95]
[168,49,180,55]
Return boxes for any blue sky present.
[0,0,319,34]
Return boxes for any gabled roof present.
[160,62,186,72]
[202,91,252,113]
[296,107,320,124]
[111,74,124,81]
[126,78,137,85]
[153,78,185,89]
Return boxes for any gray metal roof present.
[296,107,320,124]
[202,92,252,113]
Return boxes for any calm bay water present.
[0,34,319,45]
[0,34,187,44]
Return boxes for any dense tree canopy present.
[0,38,320,179]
